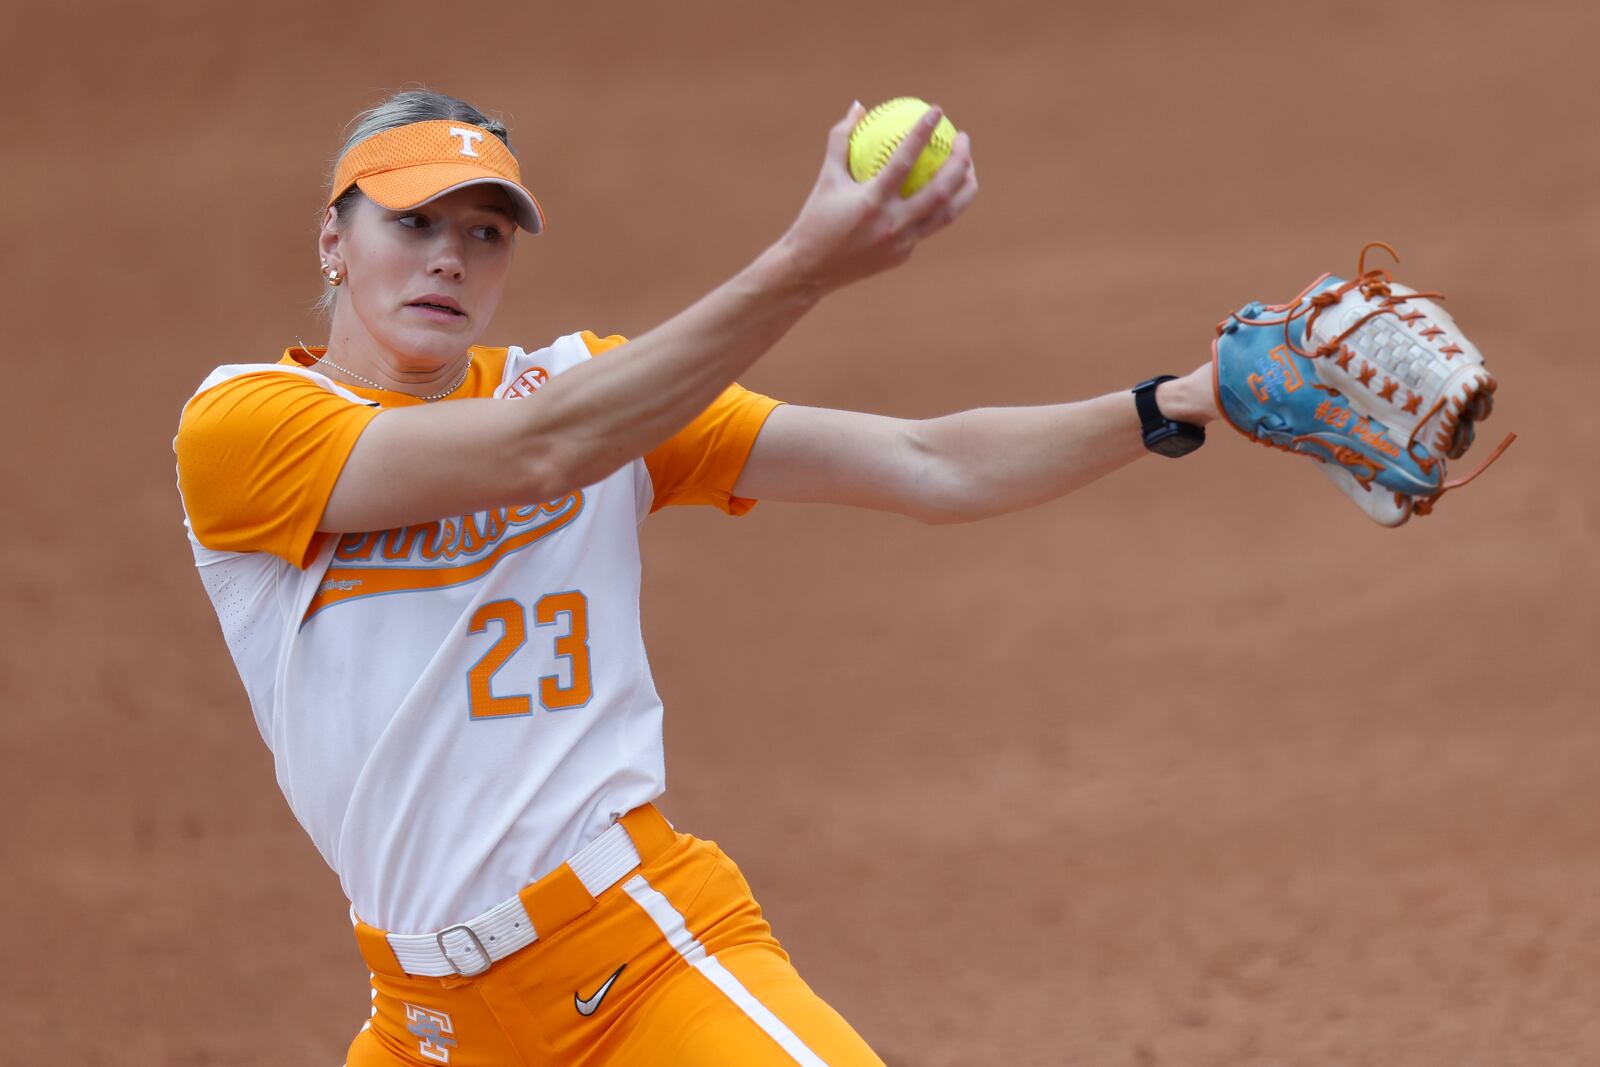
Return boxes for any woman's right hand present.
[775,102,978,295]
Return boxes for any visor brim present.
[356,164,544,234]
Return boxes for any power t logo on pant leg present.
[403,1003,458,1064]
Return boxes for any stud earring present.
[324,266,343,287]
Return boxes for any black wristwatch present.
[1132,376,1205,458]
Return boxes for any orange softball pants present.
[345,805,884,1066]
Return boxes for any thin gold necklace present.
[296,340,472,402]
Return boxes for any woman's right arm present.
[319,104,978,534]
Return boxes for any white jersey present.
[174,332,779,933]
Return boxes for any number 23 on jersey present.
[466,592,592,718]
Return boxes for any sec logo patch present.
[503,367,549,398]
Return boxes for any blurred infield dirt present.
[4,2,1598,1065]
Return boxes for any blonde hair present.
[316,88,513,316]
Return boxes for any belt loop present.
[620,803,675,863]
[354,919,408,980]
[519,865,594,936]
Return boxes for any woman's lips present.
[406,300,467,322]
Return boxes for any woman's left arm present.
[732,363,1219,523]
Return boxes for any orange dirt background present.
[5,3,1598,1064]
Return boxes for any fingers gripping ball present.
[849,97,959,197]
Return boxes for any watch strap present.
[1132,375,1179,431]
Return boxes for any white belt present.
[383,820,644,978]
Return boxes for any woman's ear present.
[318,205,343,271]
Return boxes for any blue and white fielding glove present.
[1212,243,1513,527]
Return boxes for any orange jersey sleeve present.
[175,371,381,567]
[578,331,783,515]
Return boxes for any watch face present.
[1146,423,1205,457]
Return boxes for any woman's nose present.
[429,235,466,278]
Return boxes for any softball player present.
[174,89,1216,1066]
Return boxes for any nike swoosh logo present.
[574,964,626,1016]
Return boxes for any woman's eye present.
[472,225,505,242]
[398,214,429,229]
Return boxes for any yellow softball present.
[848,97,959,198]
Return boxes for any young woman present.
[175,89,1217,1066]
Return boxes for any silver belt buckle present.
[436,924,492,977]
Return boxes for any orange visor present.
[327,120,545,234]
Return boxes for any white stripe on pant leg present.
[622,875,829,1067]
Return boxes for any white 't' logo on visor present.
[448,126,484,157]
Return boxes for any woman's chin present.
[383,325,479,363]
